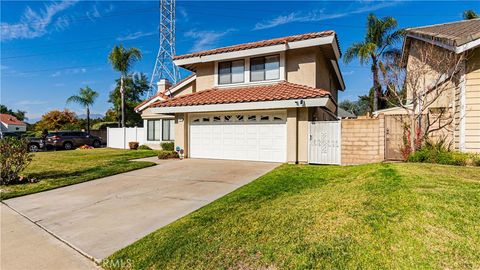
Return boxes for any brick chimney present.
[156,79,172,94]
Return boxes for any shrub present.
[160,141,174,151]
[137,145,152,150]
[437,151,468,166]
[129,141,139,150]
[407,140,470,166]
[473,155,480,167]
[0,137,34,185]
[158,150,179,159]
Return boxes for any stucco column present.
[174,113,189,157]
[287,108,298,163]
[297,107,309,164]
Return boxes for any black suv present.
[0,132,45,152]
[45,131,102,150]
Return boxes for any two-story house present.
[376,19,479,153]
[135,31,345,163]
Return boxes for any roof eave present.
[149,96,334,114]
[173,35,338,66]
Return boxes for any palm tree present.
[463,10,479,20]
[108,45,142,127]
[344,13,403,112]
[66,86,99,134]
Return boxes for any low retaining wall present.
[341,115,385,165]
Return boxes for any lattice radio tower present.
[149,0,180,96]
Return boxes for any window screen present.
[250,55,280,81]
[147,120,160,141]
[162,120,173,141]
[218,60,245,84]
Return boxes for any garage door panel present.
[190,113,286,162]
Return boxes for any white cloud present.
[253,1,399,30]
[178,6,189,22]
[51,68,86,77]
[1,0,79,41]
[185,29,235,52]
[343,70,355,76]
[117,31,156,41]
[86,4,101,21]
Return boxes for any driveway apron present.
[3,159,278,261]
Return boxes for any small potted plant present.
[129,141,139,150]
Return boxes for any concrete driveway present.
[3,158,278,262]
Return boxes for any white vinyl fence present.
[107,127,145,149]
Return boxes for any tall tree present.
[108,73,150,127]
[66,86,99,134]
[108,45,142,127]
[35,110,79,132]
[343,13,403,112]
[463,10,479,20]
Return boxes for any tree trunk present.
[410,114,416,153]
[120,76,126,128]
[371,57,380,112]
[86,107,90,134]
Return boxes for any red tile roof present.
[0,114,26,126]
[150,82,330,108]
[173,31,336,60]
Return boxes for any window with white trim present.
[218,60,245,84]
[162,119,173,141]
[250,55,280,82]
[147,120,160,141]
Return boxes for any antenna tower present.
[149,0,180,96]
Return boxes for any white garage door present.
[189,112,286,162]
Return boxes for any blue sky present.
[1,1,478,122]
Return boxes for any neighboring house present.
[0,114,27,132]
[338,108,356,119]
[136,31,345,163]
[376,19,480,153]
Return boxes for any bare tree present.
[382,40,465,153]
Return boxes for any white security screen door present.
[309,121,341,165]
[189,112,286,162]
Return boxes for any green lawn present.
[106,163,480,270]
[0,148,158,200]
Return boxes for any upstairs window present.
[218,60,244,84]
[250,55,280,82]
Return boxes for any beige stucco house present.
[135,31,345,163]
[375,19,480,153]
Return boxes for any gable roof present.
[338,108,356,118]
[135,74,196,112]
[173,31,338,60]
[405,19,480,53]
[150,81,330,108]
[0,114,26,126]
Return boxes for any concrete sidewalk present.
[1,204,98,270]
[4,159,278,262]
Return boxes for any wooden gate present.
[384,115,408,160]
[308,121,341,165]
